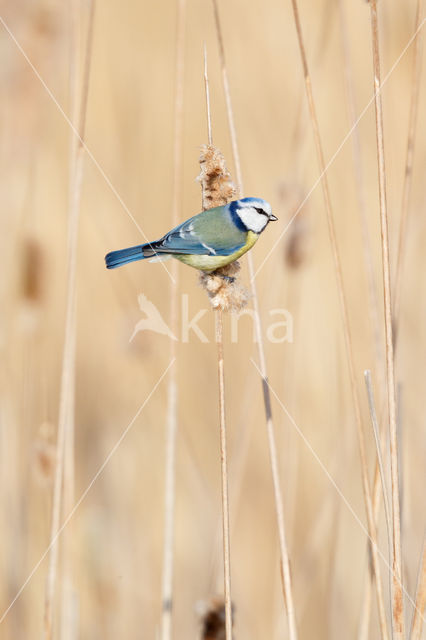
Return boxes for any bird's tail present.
[105,242,158,269]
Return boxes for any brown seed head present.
[199,262,250,313]
[197,144,237,211]
[197,596,235,640]
[197,144,249,311]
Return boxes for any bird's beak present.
[269,214,278,221]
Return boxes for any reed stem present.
[393,0,424,336]
[160,2,186,638]
[44,2,95,639]
[410,538,426,640]
[215,310,233,640]
[201,45,233,640]
[369,2,405,636]
[289,0,389,637]
[210,2,297,637]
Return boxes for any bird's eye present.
[255,207,266,215]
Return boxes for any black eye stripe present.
[254,207,268,216]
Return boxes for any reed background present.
[0,0,425,638]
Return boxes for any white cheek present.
[240,209,267,233]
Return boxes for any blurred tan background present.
[0,0,425,638]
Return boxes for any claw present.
[220,275,235,284]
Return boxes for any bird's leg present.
[211,261,241,284]
[219,274,235,284]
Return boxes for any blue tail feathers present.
[105,243,156,269]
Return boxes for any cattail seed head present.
[198,144,248,312]
[197,144,237,210]
[196,596,235,640]
[199,262,250,313]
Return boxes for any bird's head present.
[230,197,278,233]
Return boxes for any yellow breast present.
[174,231,259,271]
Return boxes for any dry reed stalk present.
[358,434,385,638]
[60,324,77,640]
[204,43,213,155]
[60,3,80,638]
[210,2,297,638]
[359,369,394,640]
[44,2,95,638]
[289,1,389,638]
[215,311,232,640]
[393,0,424,336]
[358,357,390,623]
[368,2,405,637]
[337,0,383,387]
[364,372,392,570]
[200,52,233,640]
[358,381,392,639]
[160,1,186,638]
[410,538,426,640]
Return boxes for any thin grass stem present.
[211,2,297,637]
[44,2,95,639]
[359,372,391,640]
[368,2,405,637]
[215,310,233,640]
[409,538,426,640]
[60,2,80,638]
[393,0,424,337]
[160,1,186,638]
[289,1,389,638]
[338,0,383,387]
[204,43,213,150]
[364,371,393,577]
[201,47,233,640]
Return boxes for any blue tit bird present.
[105,197,277,272]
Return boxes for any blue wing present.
[155,208,247,256]
[105,205,248,269]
